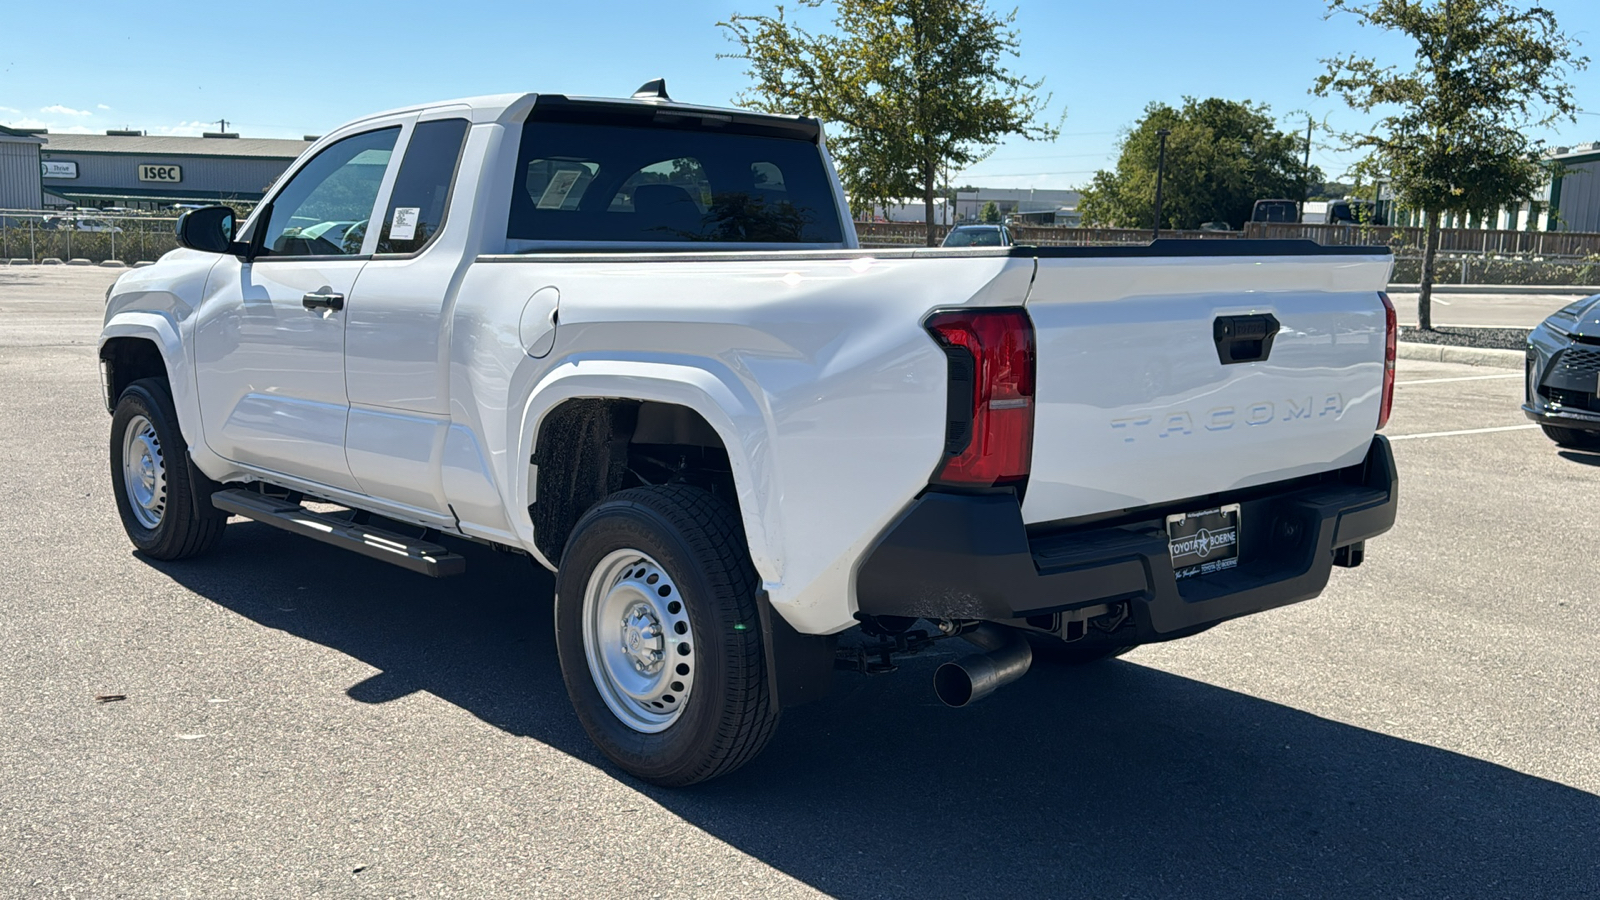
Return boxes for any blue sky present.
[4,0,1597,190]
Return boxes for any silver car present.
[1525,293,1600,448]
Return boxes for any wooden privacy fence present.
[857,220,1600,258]
[1242,223,1600,258]
[855,221,1234,247]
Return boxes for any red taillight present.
[1378,291,1397,429]
[925,308,1035,487]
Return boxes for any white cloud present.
[148,121,212,137]
[97,104,111,110]
[0,106,19,114]
[40,104,92,117]
[1,115,94,135]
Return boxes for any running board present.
[212,489,466,577]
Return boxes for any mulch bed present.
[1397,326,1530,351]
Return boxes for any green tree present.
[979,200,1002,224]
[1312,0,1586,330]
[1077,98,1320,231]
[720,0,1059,246]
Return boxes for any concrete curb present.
[1388,284,1599,296]
[1397,342,1524,369]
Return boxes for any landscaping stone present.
[1396,325,1529,351]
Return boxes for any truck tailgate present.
[1019,250,1393,525]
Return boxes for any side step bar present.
[212,489,466,577]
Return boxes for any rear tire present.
[1542,424,1600,450]
[109,378,227,560]
[554,484,778,786]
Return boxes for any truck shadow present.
[152,522,1600,898]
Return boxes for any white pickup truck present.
[100,84,1398,785]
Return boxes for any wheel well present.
[100,338,167,411]
[531,399,739,564]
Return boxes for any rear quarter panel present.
[450,252,1034,634]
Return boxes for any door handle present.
[1213,313,1280,365]
[302,292,345,311]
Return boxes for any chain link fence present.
[1,211,182,265]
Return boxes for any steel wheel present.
[581,548,696,733]
[121,413,167,529]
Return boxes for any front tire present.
[1541,423,1600,450]
[554,485,778,786]
[109,378,226,560]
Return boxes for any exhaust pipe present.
[933,623,1032,707]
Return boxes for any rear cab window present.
[507,103,844,248]
[378,118,470,255]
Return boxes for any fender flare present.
[99,312,201,444]
[513,357,784,585]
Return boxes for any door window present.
[377,119,471,254]
[257,127,399,258]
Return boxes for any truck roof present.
[337,85,820,139]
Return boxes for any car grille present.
[1541,386,1600,412]
[1552,346,1600,380]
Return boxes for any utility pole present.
[216,118,229,134]
[1153,128,1171,240]
[1301,116,1313,221]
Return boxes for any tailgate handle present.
[1213,313,1280,365]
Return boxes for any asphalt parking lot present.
[2,267,1597,898]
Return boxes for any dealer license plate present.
[1166,503,1241,580]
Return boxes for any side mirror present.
[174,206,238,254]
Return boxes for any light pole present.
[1153,128,1172,240]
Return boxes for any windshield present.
[944,227,1004,247]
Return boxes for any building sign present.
[41,160,78,179]
[138,164,182,183]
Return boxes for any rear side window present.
[508,121,843,244]
[378,118,470,254]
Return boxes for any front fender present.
[100,311,193,425]
[513,357,784,583]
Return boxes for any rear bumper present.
[855,436,1397,640]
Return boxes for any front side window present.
[377,119,470,254]
[507,120,844,244]
[258,127,399,258]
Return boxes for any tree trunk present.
[923,165,938,247]
[1419,209,1440,332]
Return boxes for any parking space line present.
[1389,424,1537,441]
[1396,374,1522,386]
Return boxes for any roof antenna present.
[632,78,670,101]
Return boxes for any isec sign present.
[138,164,182,183]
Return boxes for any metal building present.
[0,126,45,209]
[32,131,312,210]
[1550,143,1600,233]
